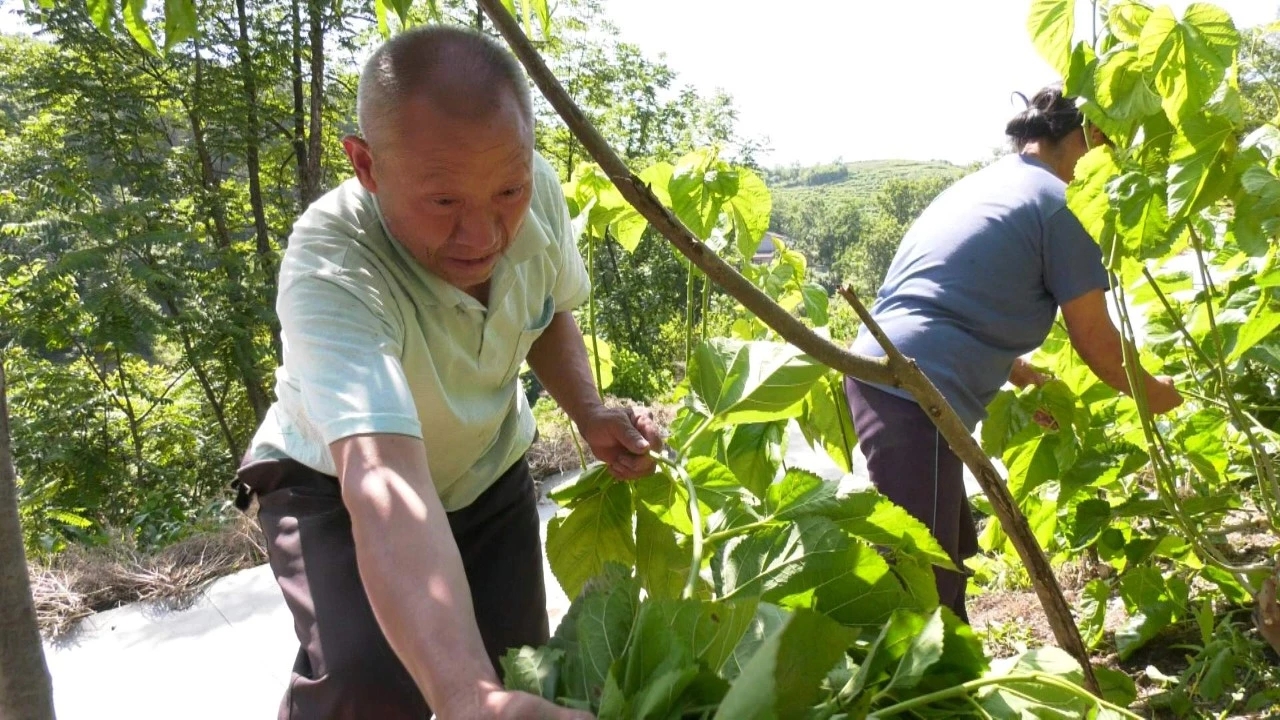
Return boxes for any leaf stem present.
[865,672,1140,719]
[651,451,703,599]
[1188,227,1280,530]
[587,234,603,392]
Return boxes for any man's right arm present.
[1060,289,1182,413]
[330,434,591,720]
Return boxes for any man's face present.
[343,94,534,295]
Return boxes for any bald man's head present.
[356,25,534,152]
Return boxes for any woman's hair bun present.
[1006,84,1083,148]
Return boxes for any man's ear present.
[342,135,378,193]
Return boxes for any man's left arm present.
[525,311,661,478]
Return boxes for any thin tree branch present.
[475,0,1099,696]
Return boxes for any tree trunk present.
[0,358,56,720]
[112,348,145,484]
[301,0,325,207]
[188,45,271,425]
[233,0,278,295]
[291,0,309,212]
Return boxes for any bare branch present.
[475,0,1100,695]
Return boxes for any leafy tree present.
[770,193,866,275]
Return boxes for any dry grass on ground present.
[30,512,266,639]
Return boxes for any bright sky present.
[2,0,1275,167]
[604,0,1280,167]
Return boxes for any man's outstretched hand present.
[577,405,663,479]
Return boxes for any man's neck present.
[465,280,491,306]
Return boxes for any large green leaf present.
[1110,170,1171,261]
[713,609,856,720]
[1068,498,1111,551]
[1078,578,1111,649]
[1166,112,1236,220]
[799,282,828,327]
[634,457,748,548]
[1171,408,1230,485]
[616,602,701,713]
[546,480,636,599]
[844,608,925,704]
[796,372,857,473]
[1137,4,1239,121]
[819,490,955,569]
[669,149,728,240]
[982,390,1029,458]
[581,334,614,391]
[612,162,674,253]
[550,564,639,706]
[1094,48,1162,123]
[1004,433,1060,502]
[729,169,772,260]
[648,598,759,674]
[979,648,1098,718]
[885,608,946,693]
[715,515,917,626]
[86,0,114,32]
[634,504,690,601]
[765,469,840,520]
[122,0,158,53]
[161,0,196,49]
[688,338,828,427]
[1232,165,1280,256]
[847,608,988,713]
[1226,298,1280,363]
[1067,146,1121,266]
[725,421,785,499]
[1028,0,1076,77]
[1115,566,1177,659]
[721,603,790,682]
[1109,2,1151,43]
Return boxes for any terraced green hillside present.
[766,158,967,200]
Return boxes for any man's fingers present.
[614,412,651,454]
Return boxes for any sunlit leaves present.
[1167,111,1235,220]
[1028,0,1076,78]
[796,372,857,473]
[1108,2,1151,44]
[713,609,855,720]
[687,338,828,428]
[1067,146,1121,265]
[1111,170,1171,260]
[1137,4,1239,122]
[1094,49,1161,123]
[546,479,635,599]
[161,0,196,48]
[728,168,771,259]
[85,0,114,32]
[121,0,157,53]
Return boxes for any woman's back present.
[851,153,1108,427]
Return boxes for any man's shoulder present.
[291,178,382,245]
[282,179,396,288]
[527,151,566,226]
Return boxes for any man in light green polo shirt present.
[234,25,657,720]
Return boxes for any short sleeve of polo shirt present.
[1042,206,1111,306]
[533,155,591,313]
[277,269,422,446]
